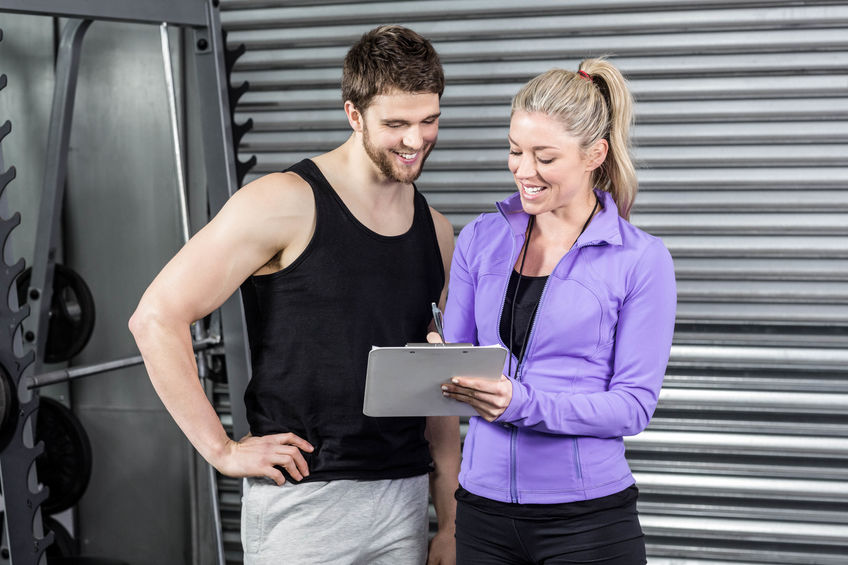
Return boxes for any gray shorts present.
[241,474,429,565]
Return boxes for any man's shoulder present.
[428,206,453,236]
[240,170,311,198]
[234,171,315,215]
[218,172,317,251]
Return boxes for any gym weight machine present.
[0,1,255,563]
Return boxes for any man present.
[130,25,458,564]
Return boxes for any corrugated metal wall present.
[218,1,848,563]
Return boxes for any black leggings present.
[455,497,647,565]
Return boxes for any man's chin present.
[388,164,424,184]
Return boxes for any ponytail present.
[578,59,637,220]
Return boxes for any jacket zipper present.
[495,203,521,503]
[509,416,519,502]
[496,202,607,502]
[508,274,549,503]
[495,206,600,503]
[519,248,600,488]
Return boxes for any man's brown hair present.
[342,25,444,113]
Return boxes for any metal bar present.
[627,430,848,458]
[24,18,91,379]
[26,336,221,389]
[28,354,145,388]
[635,472,848,502]
[161,20,210,383]
[192,4,252,443]
[670,344,848,370]
[208,457,226,565]
[658,388,848,414]
[161,21,212,565]
[193,7,243,563]
[160,22,191,246]
[642,514,848,545]
[0,0,208,27]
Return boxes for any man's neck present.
[314,136,411,206]
[310,137,416,237]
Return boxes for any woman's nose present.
[513,154,536,179]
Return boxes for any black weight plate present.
[44,516,79,559]
[35,397,93,514]
[0,365,11,428]
[0,365,14,449]
[16,263,96,363]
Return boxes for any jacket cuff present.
[495,376,526,424]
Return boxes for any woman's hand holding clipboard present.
[426,330,514,422]
[362,318,507,417]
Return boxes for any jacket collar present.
[495,188,623,247]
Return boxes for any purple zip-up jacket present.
[444,189,676,504]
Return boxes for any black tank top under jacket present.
[242,159,444,482]
[500,270,548,363]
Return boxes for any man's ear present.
[345,101,364,132]
[585,138,609,172]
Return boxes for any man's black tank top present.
[242,159,444,482]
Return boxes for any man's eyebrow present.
[381,113,441,125]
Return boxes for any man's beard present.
[362,124,433,184]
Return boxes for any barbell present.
[0,335,220,436]
[26,335,221,390]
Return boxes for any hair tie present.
[578,70,593,82]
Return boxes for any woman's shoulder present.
[616,215,670,253]
[599,216,674,287]
[610,218,676,292]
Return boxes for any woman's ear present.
[344,101,364,132]
[585,138,609,172]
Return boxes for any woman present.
[440,60,676,564]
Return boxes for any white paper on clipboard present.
[363,343,508,417]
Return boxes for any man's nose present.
[403,126,423,150]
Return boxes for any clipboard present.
[363,343,508,417]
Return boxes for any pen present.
[431,302,446,346]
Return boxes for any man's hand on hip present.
[213,432,314,485]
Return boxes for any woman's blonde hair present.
[511,59,637,219]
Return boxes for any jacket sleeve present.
[496,239,677,437]
[443,219,479,346]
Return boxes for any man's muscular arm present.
[426,209,460,565]
[129,172,314,485]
